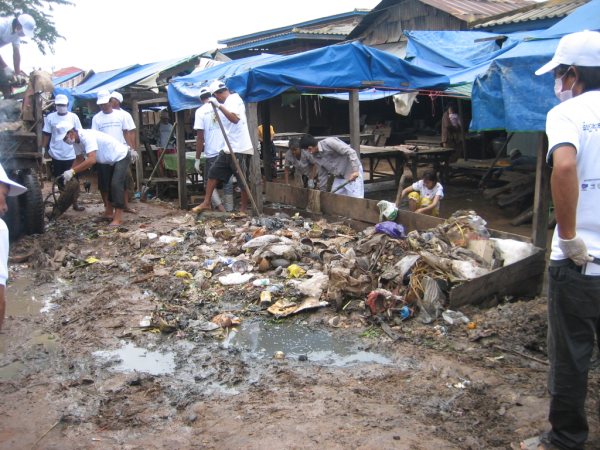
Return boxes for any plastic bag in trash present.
[375,221,405,239]
[418,276,446,324]
[377,200,398,221]
[442,309,470,325]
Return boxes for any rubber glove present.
[558,235,593,266]
[307,179,315,189]
[208,97,220,108]
[129,148,138,164]
[14,74,27,85]
[62,169,75,182]
[194,158,201,173]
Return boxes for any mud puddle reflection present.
[227,319,392,367]
[93,341,176,376]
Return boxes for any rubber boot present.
[224,194,234,212]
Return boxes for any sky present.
[1,0,381,74]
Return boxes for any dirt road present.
[1,190,599,450]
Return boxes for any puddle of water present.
[0,360,26,380]
[93,342,176,376]
[228,320,392,367]
[6,277,43,317]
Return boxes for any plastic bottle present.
[260,290,272,305]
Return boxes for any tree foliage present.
[0,0,73,54]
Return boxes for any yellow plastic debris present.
[85,256,100,264]
[287,264,306,278]
[175,270,193,279]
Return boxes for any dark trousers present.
[52,158,76,190]
[104,155,131,209]
[547,259,600,449]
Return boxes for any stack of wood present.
[483,172,536,226]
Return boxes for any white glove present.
[194,158,202,173]
[62,169,75,182]
[14,74,27,85]
[307,179,315,189]
[558,235,593,266]
[208,97,220,108]
[129,148,139,164]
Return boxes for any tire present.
[19,171,45,235]
[4,196,21,241]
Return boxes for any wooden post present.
[131,99,143,192]
[457,99,467,160]
[532,132,550,249]
[246,102,264,213]
[175,110,187,210]
[349,90,360,156]
[260,100,273,181]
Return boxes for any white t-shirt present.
[91,109,134,145]
[0,17,21,49]
[116,108,136,131]
[194,103,225,158]
[0,219,8,286]
[43,111,82,160]
[546,91,600,261]
[220,93,253,155]
[412,180,444,201]
[73,129,128,165]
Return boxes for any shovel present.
[331,178,354,194]
[140,122,177,202]
[211,103,261,217]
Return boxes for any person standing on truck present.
[0,162,27,331]
[0,14,35,96]
[520,30,600,450]
[299,135,364,198]
[56,123,131,227]
[41,94,85,211]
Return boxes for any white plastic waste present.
[218,273,253,285]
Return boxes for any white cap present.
[199,86,210,97]
[0,163,27,196]
[96,89,111,105]
[110,91,123,103]
[17,14,35,38]
[209,80,227,95]
[535,30,600,75]
[55,121,74,141]
[54,94,68,105]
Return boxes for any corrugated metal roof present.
[419,0,535,22]
[473,0,588,28]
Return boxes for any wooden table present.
[359,145,407,185]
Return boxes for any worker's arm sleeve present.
[332,140,360,173]
[318,165,328,191]
[546,107,579,166]
[0,222,9,286]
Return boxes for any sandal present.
[516,436,560,450]
[124,208,137,214]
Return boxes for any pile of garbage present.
[108,209,534,334]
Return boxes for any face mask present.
[56,105,68,114]
[64,137,75,145]
[554,72,573,102]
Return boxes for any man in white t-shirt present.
[92,90,136,211]
[55,122,130,227]
[193,86,230,212]
[521,31,600,450]
[110,91,137,213]
[41,94,85,211]
[0,163,27,331]
[192,80,254,214]
[0,14,35,95]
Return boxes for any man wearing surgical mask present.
[521,30,600,450]
[41,94,85,211]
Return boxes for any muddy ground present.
[1,175,599,450]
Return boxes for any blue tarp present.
[52,70,84,86]
[470,0,600,132]
[321,88,401,101]
[69,65,140,97]
[167,42,450,111]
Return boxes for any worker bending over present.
[397,170,444,216]
[284,137,316,188]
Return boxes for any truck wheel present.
[4,196,22,241]
[19,172,45,235]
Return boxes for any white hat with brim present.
[55,121,74,142]
[17,14,35,39]
[54,94,68,105]
[535,30,600,75]
[0,163,27,196]
[199,86,211,97]
[96,89,111,105]
[209,80,227,95]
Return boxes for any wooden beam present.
[246,102,264,213]
[131,99,143,193]
[175,111,187,210]
[349,90,360,156]
[531,132,550,249]
[260,100,273,181]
